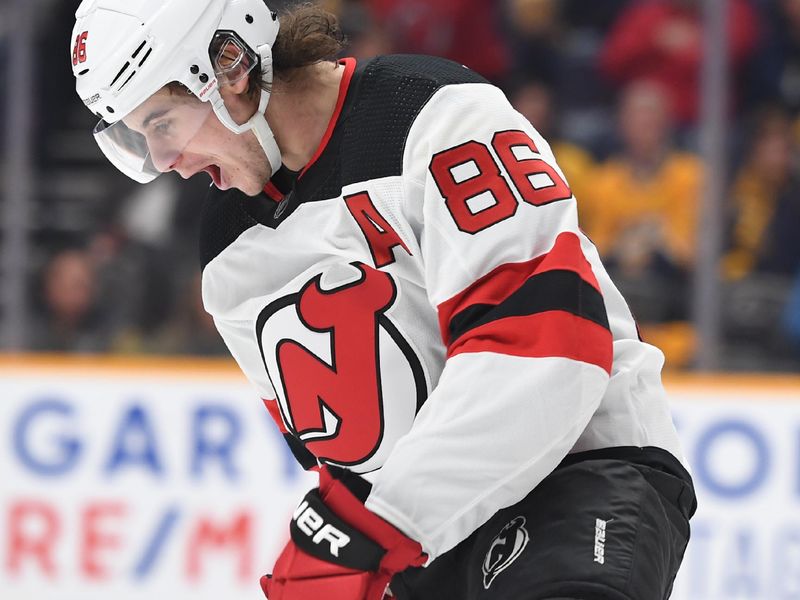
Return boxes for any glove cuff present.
[318,467,427,572]
[290,487,386,571]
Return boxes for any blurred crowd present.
[9,0,800,369]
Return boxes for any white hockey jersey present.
[200,55,686,561]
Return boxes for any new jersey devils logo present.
[256,263,427,471]
[482,516,530,589]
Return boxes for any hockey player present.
[71,1,696,598]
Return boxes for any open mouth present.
[203,164,223,188]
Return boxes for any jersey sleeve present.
[364,82,613,559]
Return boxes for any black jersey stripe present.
[447,270,610,347]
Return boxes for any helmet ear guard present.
[209,0,282,173]
[207,28,282,174]
[212,31,259,87]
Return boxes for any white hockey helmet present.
[71,0,281,183]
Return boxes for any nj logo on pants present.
[482,516,530,589]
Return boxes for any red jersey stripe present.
[447,310,613,374]
[263,180,284,202]
[437,232,601,346]
[299,57,357,179]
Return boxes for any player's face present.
[124,87,272,196]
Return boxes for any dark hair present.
[266,3,346,85]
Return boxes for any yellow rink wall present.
[2,353,798,388]
[1,354,798,600]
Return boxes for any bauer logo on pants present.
[482,516,530,589]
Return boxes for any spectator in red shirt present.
[600,0,759,126]
[363,0,511,82]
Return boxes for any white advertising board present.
[668,382,800,600]
[1,360,798,600]
[0,360,316,600]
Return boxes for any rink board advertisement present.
[667,380,800,600]
[0,358,799,600]
[0,358,317,600]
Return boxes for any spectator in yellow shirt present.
[724,107,799,280]
[581,80,703,367]
[583,80,702,278]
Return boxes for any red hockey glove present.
[261,466,426,600]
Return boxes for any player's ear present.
[219,77,259,125]
[221,73,251,97]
